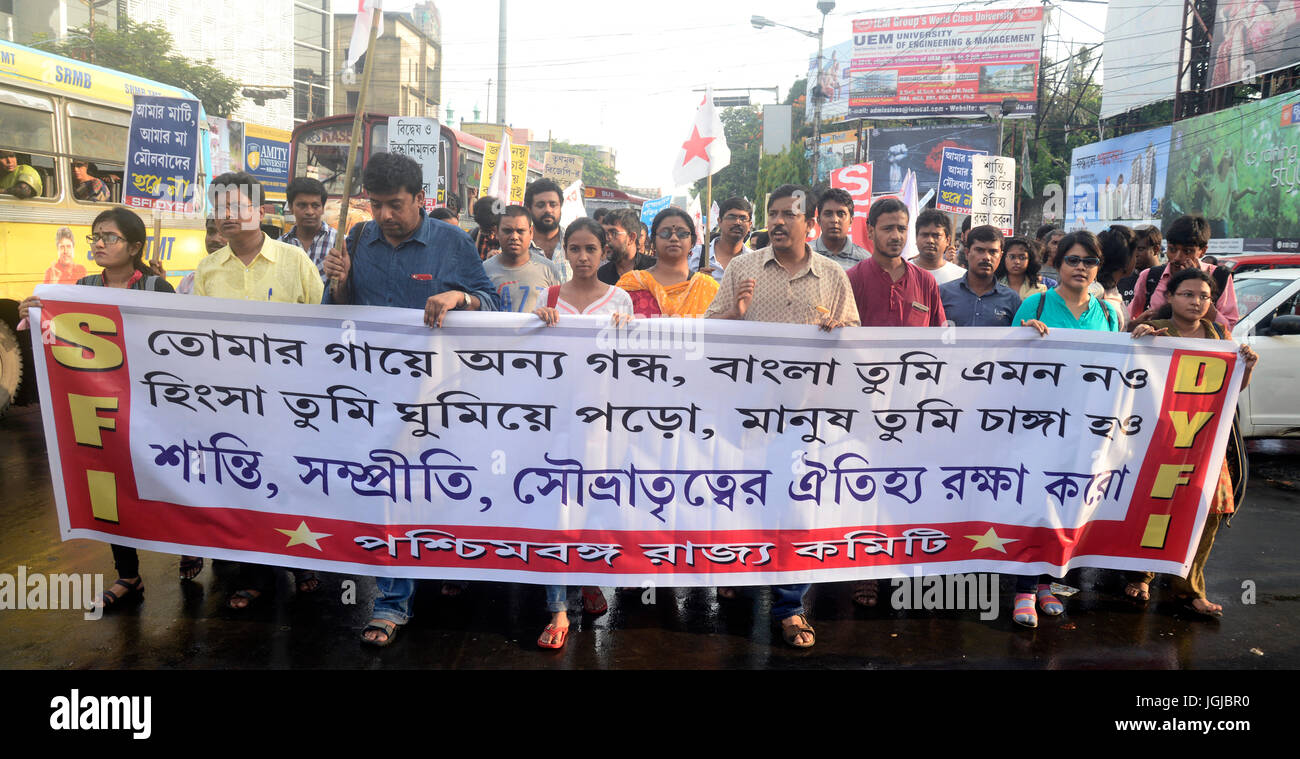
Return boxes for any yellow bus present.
[0,39,211,413]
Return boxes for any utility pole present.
[498,0,508,125]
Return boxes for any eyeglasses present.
[656,228,693,240]
[1062,255,1100,268]
[1006,254,1029,262]
[1173,291,1213,302]
[721,213,750,223]
[87,232,125,245]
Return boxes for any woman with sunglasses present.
[531,218,633,649]
[617,207,719,318]
[17,207,207,605]
[1126,267,1257,616]
[1009,230,1122,628]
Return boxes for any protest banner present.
[829,162,873,248]
[849,6,1044,119]
[386,116,441,210]
[32,287,1241,585]
[478,141,530,204]
[936,147,988,214]
[1068,125,1169,233]
[543,151,585,187]
[970,155,1016,235]
[641,195,672,229]
[122,95,202,213]
[242,122,292,202]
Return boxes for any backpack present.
[1137,264,1230,313]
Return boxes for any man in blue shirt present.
[321,152,499,646]
[939,224,1022,326]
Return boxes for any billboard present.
[243,122,292,201]
[806,39,852,124]
[806,128,861,179]
[1100,0,1182,120]
[1209,0,1300,89]
[1163,94,1300,250]
[865,123,997,196]
[848,6,1044,119]
[1068,125,1171,232]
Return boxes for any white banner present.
[971,155,1016,235]
[33,287,1243,586]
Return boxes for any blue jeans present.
[544,585,567,613]
[371,577,415,625]
[771,583,809,620]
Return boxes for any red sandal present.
[538,623,569,649]
[581,586,607,615]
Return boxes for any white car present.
[1232,268,1300,438]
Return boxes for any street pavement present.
[2,403,1297,669]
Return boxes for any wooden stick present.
[329,8,382,299]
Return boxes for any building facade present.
[333,11,440,118]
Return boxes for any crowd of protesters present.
[16,151,1258,649]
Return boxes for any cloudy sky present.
[428,1,1107,194]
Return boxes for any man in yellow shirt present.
[194,171,324,304]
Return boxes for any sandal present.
[1124,581,1150,604]
[178,556,204,581]
[779,614,816,648]
[581,586,607,615]
[1013,592,1038,627]
[1180,596,1224,619]
[98,577,145,609]
[1036,584,1064,616]
[360,619,401,647]
[538,623,569,649]
[851,579,878,608]
[296,571,321,594]
[227,589,262,610]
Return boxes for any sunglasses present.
[86,233,125,245]
[1062,255,1100,268]
[656,228,693,240]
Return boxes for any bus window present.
[294,122,361,198]
[68,103,130,204]
[370,121,388,157]
[0,88,56,199]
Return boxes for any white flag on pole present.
[900,169,920,260]
[560,180,585,229]
[486,130,513,204]
[347,1,385,69]
[671,88,731,186]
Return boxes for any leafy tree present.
[546,139,619,188]
[754,146,809,224]
[692,106,760,207]
[35,19,243,117]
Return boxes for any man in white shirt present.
[909,209,965,285]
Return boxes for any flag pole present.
[329,3,382,298]
[700,170,712,272]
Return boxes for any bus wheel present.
[0,320,22,416]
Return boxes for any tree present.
[754,146,809,223]
[37,19,243,117]
[546,139,619,188]
[691,106,760,206]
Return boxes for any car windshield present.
[1234,278,1292,319]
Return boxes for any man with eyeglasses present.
[599,209,655,285]
[692,197,753,280]
[811,188,867,270]
[1128,214,1238,330]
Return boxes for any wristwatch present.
[461,291,471,309]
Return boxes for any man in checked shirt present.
[705,183,859,649]
[281,177,337,282]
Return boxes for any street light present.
[983,97,1019,156]
[752,2,835,184]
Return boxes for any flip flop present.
[178,556,204,581]
[851,580,878,608]
[1124,581,1150,604]
[581,586,607,615]
[360,619,400,647]
[227,589,262,610]
[538,623,569,649]
[296,571,321,594]
[779,614,816,648]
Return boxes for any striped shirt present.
[281,224,338,281]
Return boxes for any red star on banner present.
[680,126,715,167]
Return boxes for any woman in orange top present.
[617,207,719,317]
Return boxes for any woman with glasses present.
[1009,230,1122,628]
[617,207,719,318]
[17,206,207,605]
[1126,267,1257,616]
[531,218,633,649]
[996,236,1055,299]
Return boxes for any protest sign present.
[937,147,988,214]
[543,151,585,187]
[122,95,201,213]
[829,162,873,248]
[641,195,672,229]
[242,122,292,202]
[479,142,530,204]
[387,116,441,210]
[33,287,1241,585]
[970,156,1016,235]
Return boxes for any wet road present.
[2,404,1297,670]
